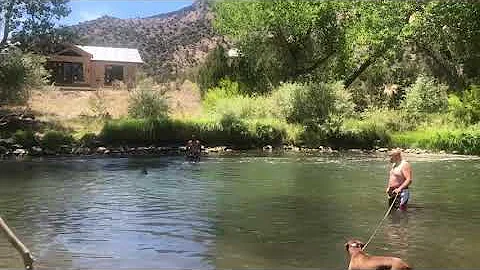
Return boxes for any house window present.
[104,65,124,85]
[50,62,84,84]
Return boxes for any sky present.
[60,0,194,26]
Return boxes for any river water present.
[0,153,479,269]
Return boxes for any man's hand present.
[393,187,402,194]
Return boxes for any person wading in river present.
[186,135,201,161]
[385,149,412,211]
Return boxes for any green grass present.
[100,117,300,149]
[392,128,480,154]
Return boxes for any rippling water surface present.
[0,153,479,269]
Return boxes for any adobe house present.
[47,44,143,89]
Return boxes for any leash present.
[362,192,399,251]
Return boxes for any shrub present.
[344,108,425,133]
[202,79,241,111]
[289,82,336,125]
[270,83,300,120]
[197,46,232,92]
[79,132,99,148]
[331,81,355,119]
[100,117,290,149]
[89,89,109,118]
[41,131,74,151]
[299,123,390,149]
[448,94,469,124]
[0,51,26,104]
[447,85,480,125]
[128,79,169,119]
[392,129,480,155]
[13,129,37,149]
[401,76,449,114]
[462,85,480,122]
[0,49,49,105]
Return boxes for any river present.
[0,153,479,269]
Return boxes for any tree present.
[12,26,82,54]
[214,1,345,92]
[405,2,480,89]
[341,1,420,88]
[0,0,70,50]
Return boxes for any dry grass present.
[25,80,202,135]
[165,80,202,119]
[28,89,129,119]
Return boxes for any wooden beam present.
[0,217,34,270]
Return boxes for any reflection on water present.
[0,154,479,269]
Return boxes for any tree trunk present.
[0,3,13,49]
[414,40,466,90]
[344,54,376,89]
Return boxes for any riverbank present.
[1,111,479,159]
[1,141,478,160]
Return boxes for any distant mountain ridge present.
[70,0,223,81]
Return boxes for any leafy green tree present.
[198,45,232,92]
[405,2,480,89]
[214,1,345,92]
[402,75,449,114]
[341,1,420,88]
[13,27,81,54]
[0,0,71,50]
[0,49,49,104]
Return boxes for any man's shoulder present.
[401,160,412,168]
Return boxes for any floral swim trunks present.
[388,188,410,211]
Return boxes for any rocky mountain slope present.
[71,0,223,81]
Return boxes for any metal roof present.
[75,45,143,64]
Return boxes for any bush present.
[401,76,449,114]
[270,83,301,120]
[447,85,480,125]
[202,79,241,111]
[128,79,169,119]
[289,82,336,125]
[100,117,290,149]
[88,89,109,118]
[79,132,99,148]
[0,49,49,105]
[331,81,355,119]
[197,46,232,92]
[203,79,288,120]
[344,108,425,133]
[13,129,37,149]
[462,85,480,123]
[0,51,26,104]
[41,131,74,151]
[289,81,352,126]
[392,129,480,155]
[299,123,390,149]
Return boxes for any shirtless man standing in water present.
[386,149,413,211]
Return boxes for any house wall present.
[91,61,139,89]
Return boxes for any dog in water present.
[345,240,412,270]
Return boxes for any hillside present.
[70,0,223,81]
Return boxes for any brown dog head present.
[345,239,365,254]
